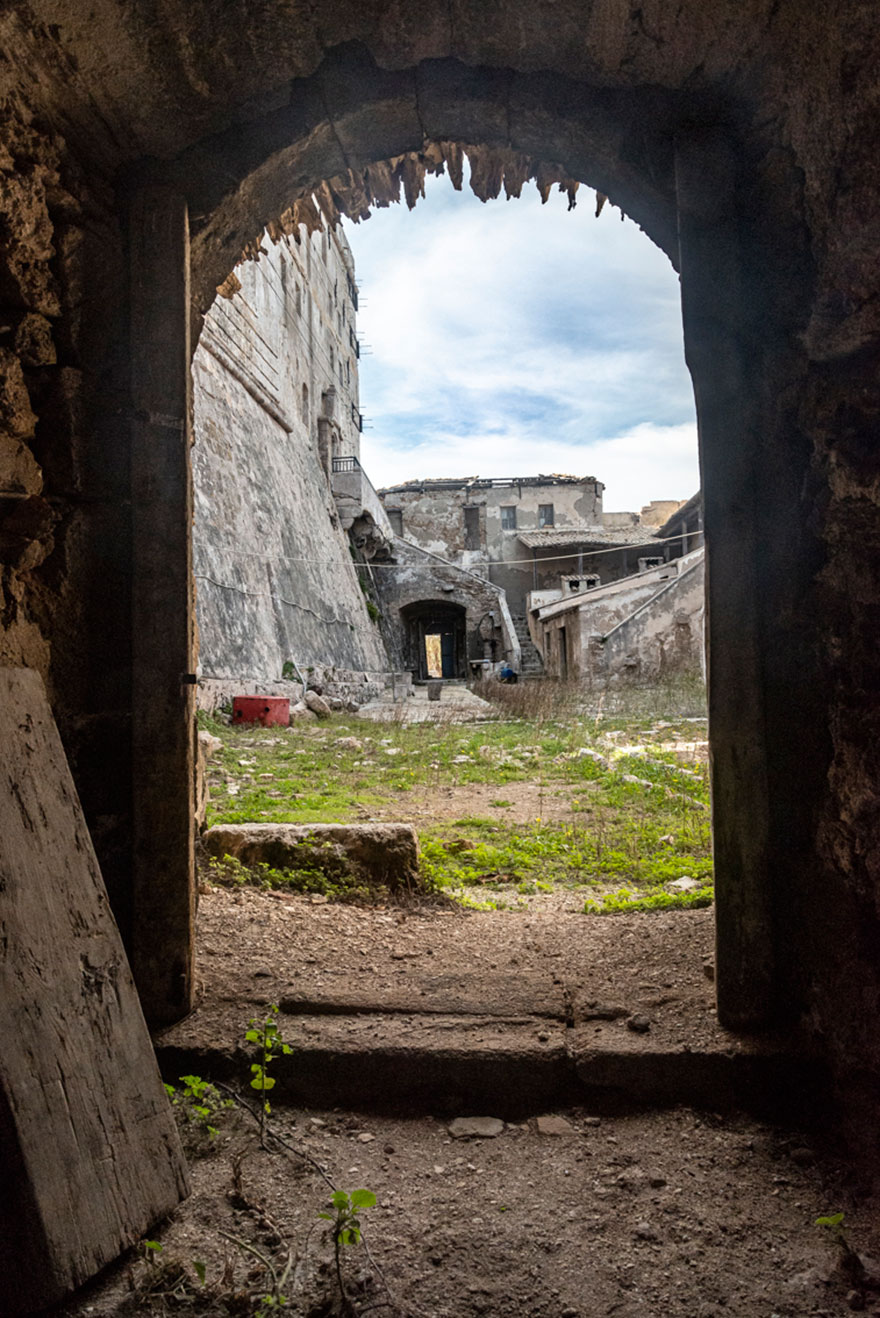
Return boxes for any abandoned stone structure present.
[378,473,663,675]
[535,546,705,683]
[2,3,880,1309]
[531,494,706,683]
[191,236,520,696]
[379,473,658,613]
[374,535,520,679]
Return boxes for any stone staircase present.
[512,614,544,676]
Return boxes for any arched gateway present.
[1,5,880,1303]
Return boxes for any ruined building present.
[2,3,880,1310]
[534,494,705,683]
[378,474,692,678]
[380,473,659,612]
[190,233,519,696]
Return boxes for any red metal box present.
[231,696,290,727]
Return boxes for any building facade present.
[378,474,660,618]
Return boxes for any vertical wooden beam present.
[128,184,195,1025]
[675,133,776,1030]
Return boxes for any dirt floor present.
[59,1089,880,1318]
[52,706,879,1317]
[55,887,880,1318]
[177,885,719,1046]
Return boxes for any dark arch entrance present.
[401,600,468,680]
[128,55,808,1039]
[106,25,880,1147]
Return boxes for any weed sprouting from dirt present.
[318,1189,377,1312]
[164,1074,234,1152]
[246,1005,293,1147]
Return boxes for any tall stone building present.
[192,224,391,700]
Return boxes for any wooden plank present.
[0,668,189,1315]
[129,182,196,1025]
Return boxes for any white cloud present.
[344,165,699,512]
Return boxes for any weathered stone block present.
[195,730,223,831]
[304,689,331,717]
[0,348,37,441]
[0,433,42,495]
[14,312,56,366]
[202,821,420,890]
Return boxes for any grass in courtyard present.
[201,683,712,908]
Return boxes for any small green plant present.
[246,1005,292,1146]
[319,1189,377,1310]
[815,1211,869,1288]
[164,1074,232,1142]
[365,600,380,623]
[281,660,296,679]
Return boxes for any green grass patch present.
[583,886,715,915]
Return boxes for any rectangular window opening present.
[538,504,555,528]
[464,505,481,550]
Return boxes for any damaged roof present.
[517,525,658,549]
[379,474,600,493]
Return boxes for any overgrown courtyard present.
[201,681,712,915]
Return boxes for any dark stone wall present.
[0,97,134,933]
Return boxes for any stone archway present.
[0,0,875,1144]
[127,46,818,1039]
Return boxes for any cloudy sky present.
[341,165,699,513]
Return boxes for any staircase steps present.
[512,614,544,675]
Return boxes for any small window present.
[329,343,335,373]
[388,509,403,535]
[538,504,555,528]
[566,574,599,593]
[500,505,517,530]
[638,556,664,572]
[464,505,481,550]
[301,383,309,426]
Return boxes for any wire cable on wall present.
[194,527,699,574]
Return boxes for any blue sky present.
[343,166,699,513]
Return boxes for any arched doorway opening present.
[128,43,822,1061]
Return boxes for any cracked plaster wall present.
[380,478,605,613]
